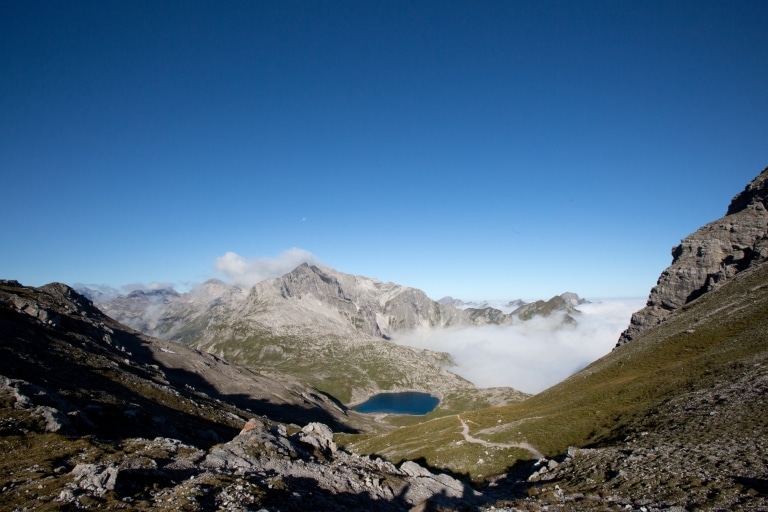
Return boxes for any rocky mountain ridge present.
[83,264,585,403]
[437,297,527,314]
[87,266,588,343]
[617,166,768,345]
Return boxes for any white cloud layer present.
[393,298,646,394]
[215,248,320,289]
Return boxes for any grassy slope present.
[192,322,475,405]
[345,262,768,481]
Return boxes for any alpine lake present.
[352,391,439,415]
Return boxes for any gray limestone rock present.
[295,421,337,455]
[70,463,119,494]
[32,405,69,432]
[617,167,768,346]
[400,460,434,478]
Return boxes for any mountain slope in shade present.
[0,280,359,432]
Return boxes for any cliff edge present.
[617,167,768,346]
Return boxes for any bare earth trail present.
[457,415,544,459]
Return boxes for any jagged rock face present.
[617,167,768,346]
[250,263,467,339]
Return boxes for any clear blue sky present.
[2,1,766,300]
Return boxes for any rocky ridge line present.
[617,167,768,346]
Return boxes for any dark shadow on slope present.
[411,456,469,479]
[0,308,240,447]
[358,454,540,510]
[0,292,358,453]
[157,364,358,432]
[474,457,547,506]
[315,388,349,412]
[732,476,768,496]
[77,291,360,433]
[265,474,486,512]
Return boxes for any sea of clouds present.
[393,299,646,394]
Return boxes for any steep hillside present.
[0,280,359,434]
[348,247,768,511]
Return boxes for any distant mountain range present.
[81,272,588,343]
[80,266,587,403]
[438,292,589,315]
[436,297,527,314]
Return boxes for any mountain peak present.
[726,166,768,215]
[617,166,768,346]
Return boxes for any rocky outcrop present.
[200,417,475,510]
[45,415,477,511]
[617,167,768,346]
[509,293,584,325]
[248,263,468,339]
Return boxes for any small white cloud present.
[215,248,320,289]
[393,298,644,394]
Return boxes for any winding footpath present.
[457,416,544,459]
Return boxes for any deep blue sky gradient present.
[2,1,766,299]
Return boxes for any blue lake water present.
[353,392,439,415]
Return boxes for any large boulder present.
[295,421,337,455]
